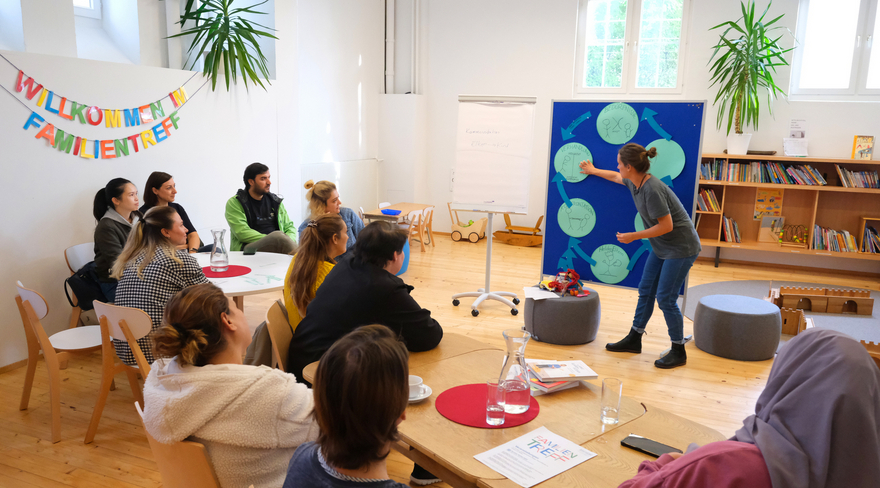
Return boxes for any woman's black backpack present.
[64,261,108,310]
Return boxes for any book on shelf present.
[864,225,880,253]
[527,360,598,382]
[699,160,827,186]
[812,225,859,252]
[852,135,874,160]
[721,215,741,243]
[696,189,720,212]
[834,164,879,188]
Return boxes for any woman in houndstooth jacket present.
[111,205,210,366]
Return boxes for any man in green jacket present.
[225,163,298,253]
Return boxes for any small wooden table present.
[363,203,432,252]
[194,251,291,309]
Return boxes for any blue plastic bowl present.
[381,209,402,215]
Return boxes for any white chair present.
[265,301,292,371]
[64,242,95,328]
[358,206,365,221]
[86,301,153,444]
[135,402,221,488]
[16,281,102,443]
[378,202,391,209]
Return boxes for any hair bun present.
[304,180,315,190]
[646,147,658,159]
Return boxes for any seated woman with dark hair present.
[286,220,442,383]
[618,327,880,488]
[93,177,141,301]
[139,171,212,253]
[111,206,210,365]
[283,324,410,487]
[144,283,317,488]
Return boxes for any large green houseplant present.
[169,0,277,91]
[708,0,794,154]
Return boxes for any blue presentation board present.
[541,100,706,292]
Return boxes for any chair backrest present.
[405,212,422,237]
[265,301,292,371]
[358,206,365,221]
[135,402,221,488]
[15,282,60,370]
[94,301,154,376]
[422,206,435,224]
[64,243,95,275]
[379,202,391,209]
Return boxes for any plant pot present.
[727,133,752,155]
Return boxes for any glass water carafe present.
[498,328,531,414]
[210,229,229,272]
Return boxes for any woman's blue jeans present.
[631,251,698,343]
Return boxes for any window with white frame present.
[575,0,690,94]
[791,0,880,98]
[73,0,101,20]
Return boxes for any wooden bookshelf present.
[698,153,880,266]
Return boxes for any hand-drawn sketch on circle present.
[645,139,686,183]
[597,103,640,145]
[556,198,596,238]
[589,244,631,284]
[553,143,593,183]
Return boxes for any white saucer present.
[409,385,432,403]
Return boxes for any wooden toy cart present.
[448,203,488,243]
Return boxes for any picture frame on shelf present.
[852,135,874,160]
[758,216,785,243]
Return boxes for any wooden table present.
[363,202,432,252]
[194,251,291,309]
[302,334,726,488]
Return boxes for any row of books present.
[527,359,597,395]
[722,215,741,243]
[834,165,880,188]
[862,225,880,254]
[700,159,828,186]
[696,189,721,212]
[812,225,859,252]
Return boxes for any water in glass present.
[210,229,229,272]
[498,328,532,414]
[486,405,505,426]
[502,380,530,414]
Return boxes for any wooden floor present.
[3,235,876,487]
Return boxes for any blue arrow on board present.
[560,111,592,141]
[568,237,598,266]
[552,172,573,207]
[661,175,674,188]
[627,240,653,271]
[558,247,576,270]
[641,108,672,141]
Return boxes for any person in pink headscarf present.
[618,328,880,488]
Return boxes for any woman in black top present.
[140,172,212,253]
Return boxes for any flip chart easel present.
[451,95,537,316]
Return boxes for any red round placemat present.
[202,265,251,278]
[435,383,539,429]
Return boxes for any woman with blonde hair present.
[283,213,348,331]
[297,180,364,256]
[144,283,317,488]
[111,205,209,366]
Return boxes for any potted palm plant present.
[169,0,277,91]
[708,0,794,154]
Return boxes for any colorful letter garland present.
[12,70,191,159]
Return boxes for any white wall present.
[0,0,25,52]
[20,0,76,58]
[103,0,141,65]
[75,16,133,65]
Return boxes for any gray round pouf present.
[523,288,600,345]
[694,294,781,361]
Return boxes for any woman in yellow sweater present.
[284,214,348,331]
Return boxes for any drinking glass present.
[486,380,506,426]
[601,378,623,424]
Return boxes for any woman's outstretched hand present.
[579,160,596,175]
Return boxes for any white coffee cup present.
[409,375,424,399]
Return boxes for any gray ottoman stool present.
[694,295,781,361]
[524,288,600,345]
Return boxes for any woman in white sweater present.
[143,283,317,488]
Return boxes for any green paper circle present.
[646,139,686,182]
[553,143,593,183]
[590,244,631,284]
[557,199,596,238]
[597,103,639,145]
[634,213,651,244]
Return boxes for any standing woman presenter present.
[579,143,701,368]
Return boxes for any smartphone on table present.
[620,434,682,458]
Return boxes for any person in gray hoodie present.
[93,178,140,301]
[143,283,317,488]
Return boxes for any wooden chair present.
[400,210,424,252]
[421,206,435,247]
[265,300,292,371]
[15,281,102,443]
[64,242,95,328]
[86,301,153,444]
[135,402,221,488]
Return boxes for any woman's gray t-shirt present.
[623,176,701,260]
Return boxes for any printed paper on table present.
[474,426,597,488]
